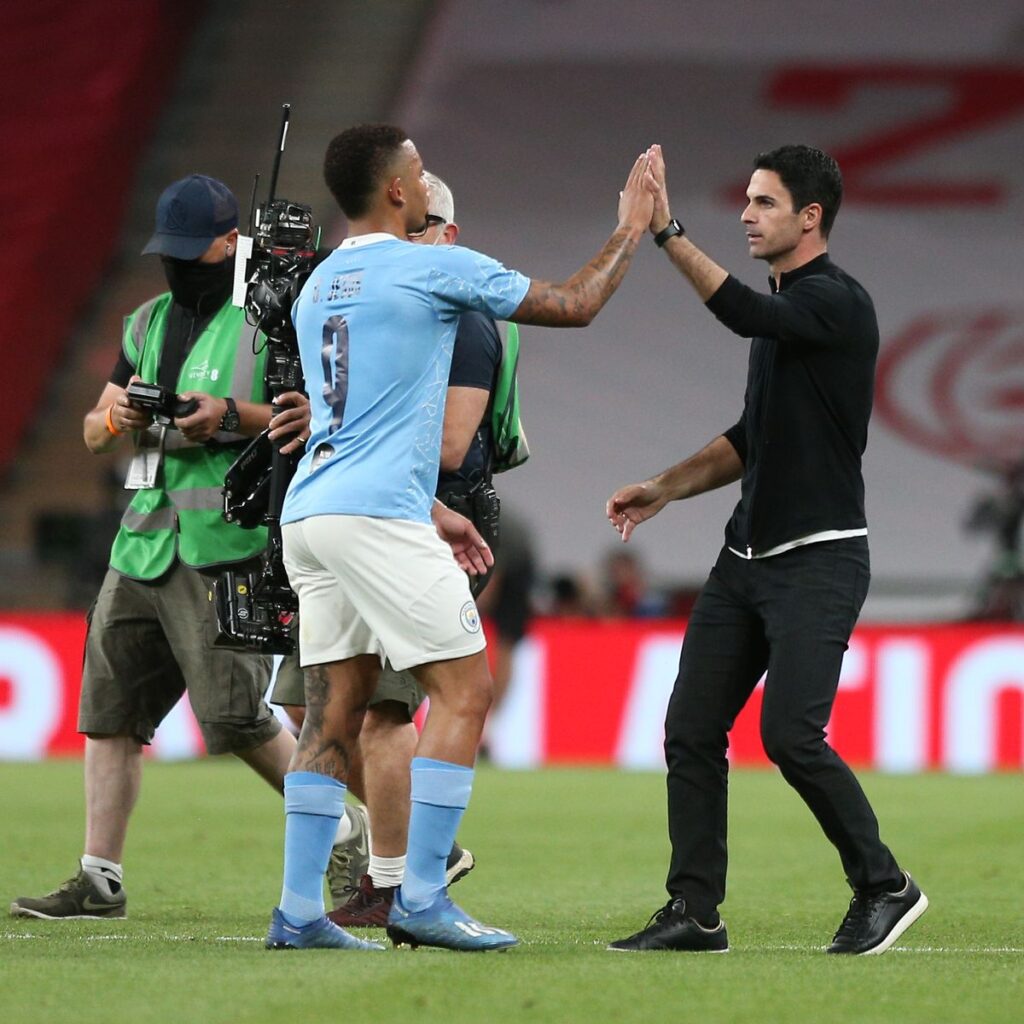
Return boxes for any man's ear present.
[386,177,405,208]
[444,223,459,244]
[802,203,823,235]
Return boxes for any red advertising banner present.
[1,614,1021,772]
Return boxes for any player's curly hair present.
[754,145,843,238]
[324,123,409,219]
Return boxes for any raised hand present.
[646,144,672,233]
[617,152,658,233]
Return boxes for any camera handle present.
[255,405,297,598]
[250,346,306,608]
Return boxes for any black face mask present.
[161,255,234,311]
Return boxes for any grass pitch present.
[1,761,1021,1024]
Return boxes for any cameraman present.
[11,175,307,921]
[269,172,500,926]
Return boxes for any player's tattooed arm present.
[510,150,656,328]
[511,227,642,327]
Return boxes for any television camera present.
[213,104,317,654]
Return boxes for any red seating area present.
[0,1,202,474]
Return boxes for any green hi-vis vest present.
[109,294,269,580]
[491,322,529,473]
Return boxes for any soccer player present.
[264,123,655,951]
[272,171,499,922]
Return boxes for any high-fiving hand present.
[617,151,659,233]
[646,144,673,234]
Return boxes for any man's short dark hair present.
[323,123,409,219]
[754,145,843,238]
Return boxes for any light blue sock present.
[402,757,474,912]
[279,771,345,926]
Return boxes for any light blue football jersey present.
[282,234,530,525]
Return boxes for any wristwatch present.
[219,396,240,432]
[653,218,685,247]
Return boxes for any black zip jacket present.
[706,253,878,555]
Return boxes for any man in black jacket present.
[606,145,927,956]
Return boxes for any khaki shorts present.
[271,650,425,720]
[282,515,486,672]
[78,564,281,756]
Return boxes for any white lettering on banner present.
[838,641,866,691]
[614,635,684,769]
[0,626,63,759]
[265,654,299,734]
[149,696,204,761]
[829,639,868,747]
[875,640,930,773]
[614,637,870,770]
[1,616,1021,771]
[944,637,1024,773]
[487,639,544,768]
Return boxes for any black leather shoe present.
[608,897,728,952]
[827,871,929,955]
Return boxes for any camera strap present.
[124,423,166,490]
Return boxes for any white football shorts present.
[282,514,486,672]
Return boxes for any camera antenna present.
[267,103,290,206]
[247,174,260,235]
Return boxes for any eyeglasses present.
[408,214,446,239]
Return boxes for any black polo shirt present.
[436,310,501,491]
[707,253,879,556]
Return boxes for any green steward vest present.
[109,294,269,579]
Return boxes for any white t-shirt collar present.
[339,232,401,249]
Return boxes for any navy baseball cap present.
[142,174,239,260]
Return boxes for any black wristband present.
[219,396,240,432]
[653,219,684,247]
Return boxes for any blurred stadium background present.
[1,0,1022,772]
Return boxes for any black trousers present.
[663,539,902,919]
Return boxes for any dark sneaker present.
[328,874,395,928]
[387,891,518,951]
[827,871,928,955]
[10,870,126,920]
[265,907,385,951]
[326,804,370,908]
[446,843,475,886]
[607,898,728,952]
